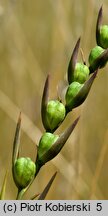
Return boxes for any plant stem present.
[16,188,24,200]
[35,163,42,177]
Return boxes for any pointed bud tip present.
[50,171,57,182]
[76,37,81,48]
[95,69,98,75]
[98,5,103,19]
[46,74,50,81]
[45,74,50,88]
[96,6,103,46]
[92,69,98,79]
[100,5,103,12]
[75,116,80,123]
[86,69,98,87]
[42,74,50,104]
[18,112,21,124]
[54,171,57,176]
[71,116,80,129]
[78,36,81,43]
[19,111,21,119]
[68,37,81,84]
[77,36,81,42]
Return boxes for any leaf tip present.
[18,111,22,123]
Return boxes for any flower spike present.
[68,37,81,84]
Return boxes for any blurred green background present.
[0,0,108,199]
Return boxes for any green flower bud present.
[36,118,79,170]
[13,157,36,189]
[38,132,59,160]
[45,100,66,132]
[99,25,108,49]
[89,46,106,71]
[65,81,83,111]
[72,62,90,84]
[89,46,104,65]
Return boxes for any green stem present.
[35,163,42,177]
[16,170,40,200]
[16,188,25,200]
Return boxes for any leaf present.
[12,112,21,166]
[38,172,57,200]
[0,171,8,200]
[31,193,40,200]
[41,75,50,130]
[96,6,103,46]
[68,38,81,84]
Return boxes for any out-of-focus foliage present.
[0,0,108,199]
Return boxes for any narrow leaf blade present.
[96,6,103,45]
[31,193,40,200]
[38,172,57,200]
[41,75,49,130]
[0,171,8,200]
[12,112,21,166]
[68,38,81,84]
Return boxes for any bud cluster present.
[65,38,91,112]
[10,6,108,199]
[36,5,108,183]
[89,6,108,72]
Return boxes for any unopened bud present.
[89,46,106,71]
[99,25,108,49]
[37,132,59,161]
[45,100,66,132]
[13,157,36,189]
[72,62,90,84]
[65,82,83,111]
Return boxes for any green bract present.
[38,132,59,160]
[73,62,90,84]
[45,100,66,131]
[100,25,108,49]
[14,157,36,189]
[65,81,83,110]
[89,46,105,69]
